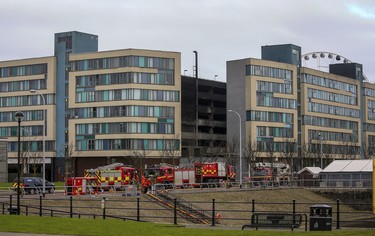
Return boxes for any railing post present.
[2,202,4,214]
[212,199,215,226]
[9,195,12,213]
[252,199,255,213]
[102,197,106,220]
[26,206,28,216]
[137,196,140,222]
[292,199,296,225]
[39,195,42,216]
[336,199,340,229]
[70,196,73,218]
[174,198,177,225]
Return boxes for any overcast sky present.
[1,0,374,82]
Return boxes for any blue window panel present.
[157,140,163,150]
[139,57,145,67]
[154,107,160,117]
[141,123,148,133]
[104,91,109,101]
[83,60,88,70]
[103,140,109,150]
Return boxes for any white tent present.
[319,160,372,188]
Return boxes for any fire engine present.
[65,177,98,195]
[248,162,291,184]
[84,163,138,189]
[142,162,236,193]
[65,163,138,195]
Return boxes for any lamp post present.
[30,89,46,197]
[318,132,323,169]
[15,111,24,215]
[228,109,242,188]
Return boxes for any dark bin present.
[8,206,18,215]
[309,204,332,231]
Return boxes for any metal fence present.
[0,186,374,229]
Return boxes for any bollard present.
[102,197,106,219]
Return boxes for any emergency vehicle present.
[142,161,236,193]
[65,177,98,195]
[84,163,138,190]
[65,163,138,195]
[247,162,291,184]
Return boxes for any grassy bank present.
[0,215,374,236]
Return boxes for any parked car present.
[13,177,55,194]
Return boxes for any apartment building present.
[0,56,57,180]
[227,44,367,179]
[0,31,181,180]
[68,49,181,175]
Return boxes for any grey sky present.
[1,0,374,82]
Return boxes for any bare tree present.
[158,134,181,166]
[64,142,81,180]
[362,141,375,159]
[279,138,297,175]
[223,135,239,166]
[338,139,358,160]
[265,140,275,163]
[131,149,149,187]
[300,141,315,168]
[243,138,260,177]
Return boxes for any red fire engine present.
[247,162,291,185]
[142,162,236,193]
[65,163,138,195]
[84,163,138,189]
[65,177,98,195]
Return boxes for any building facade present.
[0,31,181,180]
[227,44,369,180]
[0,56,57,180]
[181,76,226,161]
[68,48,181,175]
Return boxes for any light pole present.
[15,111,24,215]
[228,109,242,188]
[318,132,323,169]
[30,89,46,197]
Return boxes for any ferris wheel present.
[301,51,368,81]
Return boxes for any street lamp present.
[15,111,24,215]
[228,109,242,188]
[318,132,323,169]
[30,89,46,197]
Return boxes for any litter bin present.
[8,206,18,215]
[309,204,332,231]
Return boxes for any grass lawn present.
[0,215,374,236]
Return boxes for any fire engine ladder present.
[95,163,124,171]
[145,192,210,225]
